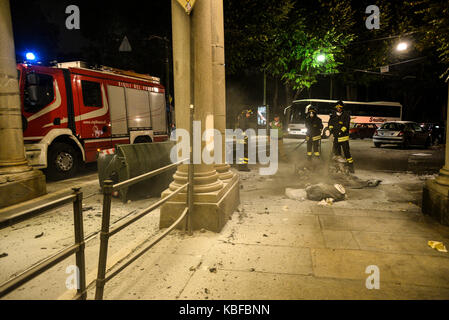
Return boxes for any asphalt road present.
[284,138,445,173]
[43,137,446,186]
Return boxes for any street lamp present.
[316,53,326,63]
[396,41,409,52]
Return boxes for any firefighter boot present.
[348,162,355,174]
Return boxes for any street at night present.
[0,0,449,312]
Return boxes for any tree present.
[407,0,449,79]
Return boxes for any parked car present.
[349,123,378,139]
[373,121,431,149]
[419,123,446,145]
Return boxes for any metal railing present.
[94,105,195,300]
[0,188,87,300]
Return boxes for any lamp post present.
[146,35,172,128]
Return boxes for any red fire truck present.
[18,61,169,180]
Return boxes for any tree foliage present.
[224,0,355,91]
[406,0,449,79]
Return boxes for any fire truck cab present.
[18,61,168,180]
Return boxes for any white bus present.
[284,99,402,138]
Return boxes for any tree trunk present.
[292,87,303,101]
[272,76,279,114]
[285,82,292,107]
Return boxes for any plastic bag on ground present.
[306,183,346,201]
[428,241,448,253]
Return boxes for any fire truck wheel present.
[46,143,80,180]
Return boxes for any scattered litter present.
[0,253,8,258]
[82,206,94,212]
[34,232,44,239]
[200,228,206,233]
[285,188,307,201]
[306,183,345,201]
[95,214,102,217]
[204,288,209,294]
[209,267,217,273]
[249,268,255,272]
[318,198,334,206]
[263,234,268,237]
[282,206,288,211]
[428,241,448,253]
[127,200,132,204]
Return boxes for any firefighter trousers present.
[237,138,250,171]
[306,135,321,158]
[333,135,353,164]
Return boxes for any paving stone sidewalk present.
[95,166,449,300]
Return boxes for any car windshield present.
[380,123,405,131]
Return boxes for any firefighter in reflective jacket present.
[237,109,253,171]
[305,105,323,160]
[328,100,354,173]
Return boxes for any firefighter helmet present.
[307,105,318,114]
[335,100,345,110]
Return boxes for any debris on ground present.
[318,198,334,206]
[0,253,8,258]
[306,183,346,201]
[82,206,94,212]
[428,241,448,253]
[200,228,206,233]
[34,232,44,239]
[209,267,217,273]
[285,188,307,201]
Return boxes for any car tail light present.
[398,131,404,136]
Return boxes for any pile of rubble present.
[287,156,382,205]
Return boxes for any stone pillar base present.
[0,169,46,209]
[160,174,240,232]
[422,178,449,226]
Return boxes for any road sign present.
[380,65,389,73]
[119,36,132,52]
[176,0,196,14]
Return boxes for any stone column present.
[160,0,239,232]
[435,84,449,186]
[422,82,449,225]
[211,0,233,181]
[0,0,45,209]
